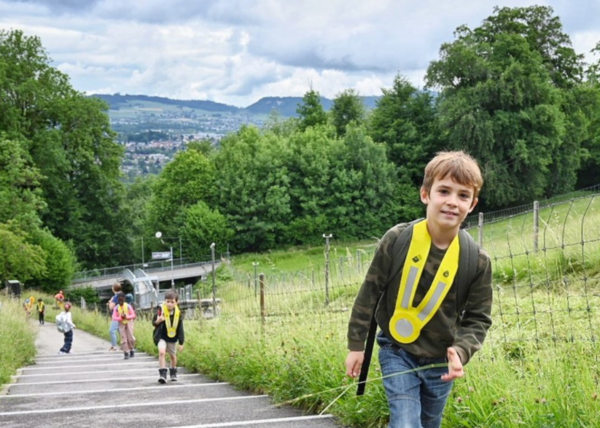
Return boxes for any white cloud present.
[1,0,599,107]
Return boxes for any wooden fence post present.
[259,273,266,325]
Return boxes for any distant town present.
[94,93,379,181]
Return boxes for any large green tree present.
[213,126,292,251]
[576,44,600,188]
[368,75,443,190]
[26,228,77,292]
[179,202,233,261]
[0,29,131,268]
[425,6,586,208]
[296,89,328,131]
[330,89,367,137]
[146,148,218,258]
[0,223,45,285]
[213,123,416,251]
[0,134,45,227]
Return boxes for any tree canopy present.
[425,5,586,208]
[4,5,600,280]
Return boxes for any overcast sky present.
[1,0,599,107]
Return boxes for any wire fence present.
[213,192,600,369]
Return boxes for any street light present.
[155,231,175,288]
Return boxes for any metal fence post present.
[253,262,259,297]
[533,200,539,252]
[323,234,332,306]
[478,212,484,247]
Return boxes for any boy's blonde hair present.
[422,151,483,198]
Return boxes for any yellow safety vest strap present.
[389,220,460,344]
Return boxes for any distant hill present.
[245,96,332,116]
[91,93,381,118]
[92,94,240,114]
[245,95,380,116]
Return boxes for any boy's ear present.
[468,197,479,213]
[420,187,429,204]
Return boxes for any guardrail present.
[72,253,229,283]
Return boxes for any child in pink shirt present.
[112,293,136,359]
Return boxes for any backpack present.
[357,220,480,395]
[152,306,164,345]
[55,312,68,333]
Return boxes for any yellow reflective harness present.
[37,301,45,313]
[162,304,180,338]
[118,303,130,324]
[388,220,460,344]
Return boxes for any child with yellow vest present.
[152,290,185,383]
[37,298,45,325]
[345,151,493,428]
[112,293,136,359]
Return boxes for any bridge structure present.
[70,259,222,312]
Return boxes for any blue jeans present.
[60,330,73,353]
[109,320,120,347]
[377,334,453,428]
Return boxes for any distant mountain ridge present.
[91,93,380,117]
[92,93,241,113]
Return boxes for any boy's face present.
[421,176,478,233]
[165,298,177,311]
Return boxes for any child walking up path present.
[3,320,340,428]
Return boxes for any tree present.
[146,149,217,256]
[328,124,421,239]
[475,6,584,89]
[26,228,77,292]
[296,89,328,131]
[0,29,132,268]
[213,126,292,251]
[0,223,45,285]
[369,75,443,188]
[179,202,233,261]
[0,134,45,228]
[576,44,600,188]
[125,174,157,264]
[425,6,583,208]
[330,89,367,136]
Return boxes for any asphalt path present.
[0,322,343,428]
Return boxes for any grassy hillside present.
[3,193,599,427]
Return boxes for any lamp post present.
[155,231,175,288]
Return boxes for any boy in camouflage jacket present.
[345,151,493,428]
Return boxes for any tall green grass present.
[0,296,37,386]
[2,194,599,426]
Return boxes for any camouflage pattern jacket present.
[347,222,493,364]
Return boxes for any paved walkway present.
[0,322,342,428]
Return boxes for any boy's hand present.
[178,344,184,352]
[156,315,165,323]
[345,351,364,378]
[441,347,464,382]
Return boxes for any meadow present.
[2,194,600,427]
